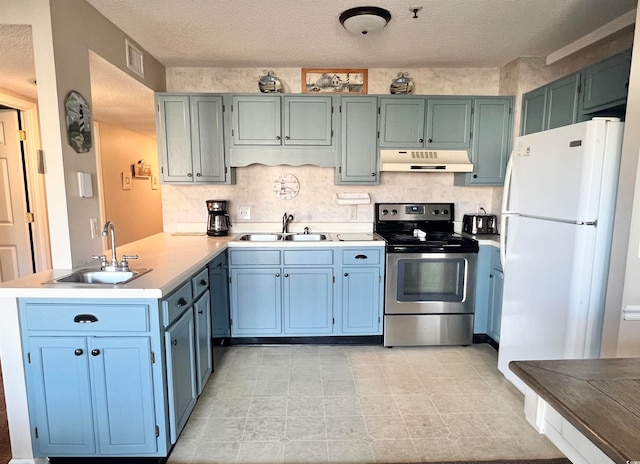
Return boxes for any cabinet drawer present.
[230,250,281,266]
[491,247,502,272]
[191,268,209,298]
[163,281,193,327]
[283,250,333,265]
[21,303,150,332]
[342,249,381,265]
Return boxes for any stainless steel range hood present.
[380,149,474,172]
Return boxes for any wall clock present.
[65,90,92,153]
[272,173,300,200]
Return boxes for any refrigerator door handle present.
[500,152,515,270]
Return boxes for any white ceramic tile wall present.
[162,67,503,232]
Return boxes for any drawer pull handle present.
[74,314,98,324]
[199,279,207,286]
[355,254,368,260]
[216,262,223,269]
[91,349,101,356]
[74,349,84,356]
[177,298,188,307]
[172,339,178,346]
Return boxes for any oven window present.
[397,258,465,302]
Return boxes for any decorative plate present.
[272,173,299,200]
[65,90,92,153]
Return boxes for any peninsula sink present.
[235,233,329,242]
[46,268,152,285]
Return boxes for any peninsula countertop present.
[0,232,384,299]
[510,358,640,464]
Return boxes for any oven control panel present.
[376,203,453,221]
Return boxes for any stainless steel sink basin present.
[46,268,152,285]
[284,234,328,241]
[236,233,282,241]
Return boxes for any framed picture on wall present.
[302,69,368,94]
[65,90,92,153]
[132,161,152,179]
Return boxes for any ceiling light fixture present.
[339,6,392,35]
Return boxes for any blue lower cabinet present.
[341,267,382,334]
[209,252,231,337]
[26,336,158,456]
[194,291,212,393]
[165,308,197,444]
[230,268,282,335]
[283,268,334,334]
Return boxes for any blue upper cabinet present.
[229,94,336,167]
[545,74,580,131]
[337,96,379,184]
[454,97,513,186]
[521,86,547,135]
[521,49,631,135]
[232,95,281,145]
[426,97,472,149]
[284,96,333,146]
[379,97,426,148]
[156,93,231,184]
[581,49,632,114]
[379,96,472,149]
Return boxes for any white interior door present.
[0,109,33,282]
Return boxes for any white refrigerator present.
[498,118,624,392]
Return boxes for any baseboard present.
[229,335,383,345]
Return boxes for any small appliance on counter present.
[206,199,232,236]
[462,214,498,235]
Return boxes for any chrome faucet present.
[92,221,138,271]
[282,213,294,233]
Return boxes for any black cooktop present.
[374,202,478,253]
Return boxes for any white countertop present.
[0,232,384,299]
[462,233,500,247]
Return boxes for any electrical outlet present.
[238,205,251,220]
[348,206,357,220]
[477,204,487,214]
[90,217,99,239]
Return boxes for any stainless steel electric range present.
[374,203,479,347]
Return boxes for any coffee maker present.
[206,200,232,236]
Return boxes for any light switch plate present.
[238,205,251,220]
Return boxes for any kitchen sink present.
[236,233,283,241]
[284,234,328,241]
[46,268,152,285]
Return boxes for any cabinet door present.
[190,95,227,182]
[426,98,472,149]
[379,97,426,148]
[283,268,333,334]
[27,337,95,456]
[230,268,282,335]
[194,291,212,394]
[210,254,231,337]
[165,309,197,443]
[582,49,631,112]
[488,270,504,342]
[338,96,378,184]
[460,97,512,186]
[341,267,382,334]
[284,96,333,146]
[156,94,194,182]
[521,87,547,135]
[90,337,158,454]
[545,74,580,131]
[473,246,492,334]
[232,96,281,145]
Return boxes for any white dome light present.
[339,7,392,35]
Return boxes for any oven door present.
[385,252,477,315]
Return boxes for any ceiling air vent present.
[125,39,144,78]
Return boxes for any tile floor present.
[168,344,564,463]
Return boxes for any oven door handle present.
[355,254,368,260]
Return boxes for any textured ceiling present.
[86,0,637,68]
[0,0,636,140]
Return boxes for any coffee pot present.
[206,200,232,236]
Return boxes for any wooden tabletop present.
[510,358,640,464]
